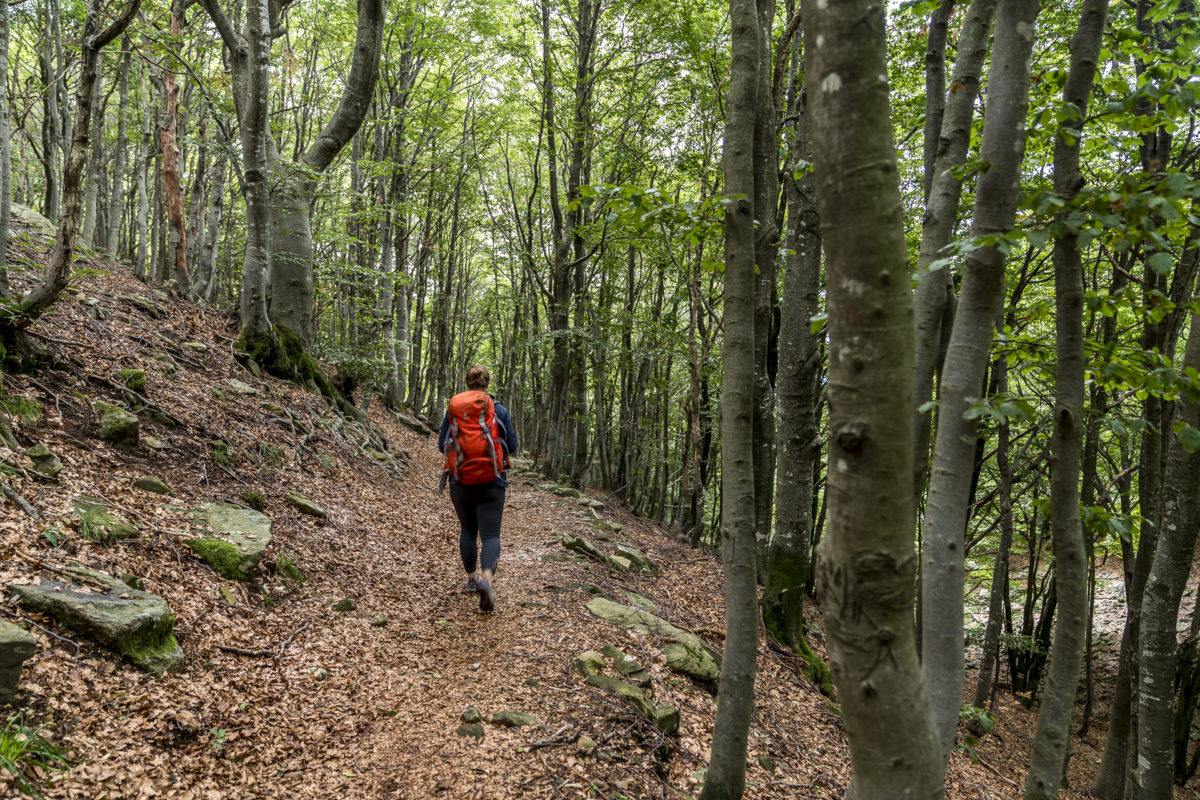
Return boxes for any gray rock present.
[613,543,657,577]
[490,710,541,727]
[605,554,633,573]
[225,378,257,396]
[576,735,597,754]
[183,342,209,353]
[370,614,388,627]
[585,598,720,681]
[585,675,679,734]
[144,436,169,450]
[8,567,183,673]
[95,402,139,448]
[662,642,719,682]
[393,410,433,437]
[119,293,168,320]
[24,444,63,479]
[625,591,658,611]
[73,496,138,543]
[286,493,326,519]
[134,476,172,495]
[0,620,37,699]
[11,203,57,237]
[572,650,606,678]
[460,706,483,724]
[334,597,357,612]
[188,504,273,581]
[560,534,605,562]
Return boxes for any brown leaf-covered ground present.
[0,218,1197,799]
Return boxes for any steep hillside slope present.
[0,215,1161,798]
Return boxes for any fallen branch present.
[276,621,310,660]
[217,644,272,657]
[0,480,40,520]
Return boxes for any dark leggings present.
[449,483,505,574]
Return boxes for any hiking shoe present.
[477,578,494,612]
[465,577,479,594]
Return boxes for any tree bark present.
[1134,307,1200,797]
[805,0,944,793]
[921,0,1039,758]
[910,0,997,522]
[160,3,188,291]
[698,0,760,796]
[0,0,10,298]
[105,36,131,259]
[81,50,105,249]
[1023,0,1106,795]
[267,0,384,347]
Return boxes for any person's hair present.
[465,364,491,391]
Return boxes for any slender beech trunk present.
[751,0,778,583]
[12,0,140,330]
[764,43,821,648]
[805,0,943,793]
[135,76,152,279]
[39,4,61,221]
[1023,0,1106,795]
[921,0,1039,758]
[196,142,227,302]
[81,50,104,248]
[0,0,10,299]
[1135,309,1200,798]
[972,352,1013,709]
[698,0,760,795]
[910,0,998,522]
[921,0,954,202]
[160,3,188,290]
[105,37,131,259]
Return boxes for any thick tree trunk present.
[921,0,1039,758]
[267,0,384,347]
[805,0,943,793]
[1022,0,1106,795]
[697,1,760,796]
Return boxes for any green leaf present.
[809,312,828,335]
[1146,251,1174,275]
[1174,420,1200,453]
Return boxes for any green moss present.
[209,440,233,469]
[259,442,285,468]
[117,369,146,393]
[277,551,305,584]
[240,491,266,512]
[0,394,42,425]
[187,537,248,580]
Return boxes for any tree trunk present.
[0,0,10,299]
[1135,308,1200,798]
[921,0,1039,758]
[1023,0,1106,795]
[910,0,997,522]
[105,36,131,259]
[763,41,821,649]
[805,0,943,793]
[160,4,188,291]
[39,2,61,221]
[81,50,105,248]
[11,0,140,331]
[196,139,227,302]
[697,0,760,795]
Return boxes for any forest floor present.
[0,213,1196,799]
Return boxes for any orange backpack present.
[442,390,508,486]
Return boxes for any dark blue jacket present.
[439,395,519,487]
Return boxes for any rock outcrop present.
[188,504,273,580]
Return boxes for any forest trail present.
[0,220,1186,799]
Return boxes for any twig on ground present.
[0,606,81,663]
[1,480,40,520]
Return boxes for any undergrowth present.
[0,713,70,797]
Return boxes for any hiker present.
[438,364,519,612]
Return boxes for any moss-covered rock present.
[662,642,718,682]
[490,710,541,728]
[572,650,606,678]
[600,646,651,686]
[134,476,172,495]
[226,378,258,396]
[561,534,605,562]
[461,706,483,724]
[2,395,42,425]
[240,491,266,512]
[8,566,183,674]
[73,496,139,544]
[188,503,273,581]
[117,369,146,393]
[333,597,357,612]
[585,597,720,681]
[0,620,37,699]
[286,493,326,518]
[612,544,657,577]
[119,293,168,319]
[95,402,139,448]
[24,444,63,478]
[585,675,679,734]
